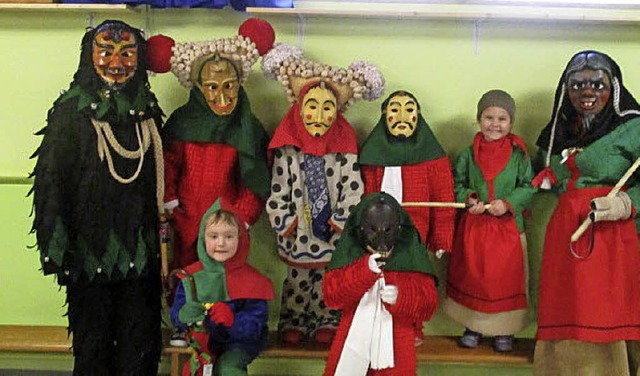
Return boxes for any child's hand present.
[467,200,486,215]
[487,200,508,216]
[208,302,235,328]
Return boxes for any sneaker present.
[169,329,188,347]
[459,329,481,348]
[493,335,513,353]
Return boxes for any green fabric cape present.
[162,87,271,199]
[359,94,446,166]
[328,192,435,275]
[59,81,161,122]
[182,200,230,304]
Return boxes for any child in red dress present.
[442,90,536,352]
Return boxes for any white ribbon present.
[334,276,394,375]
[381,166,403,204]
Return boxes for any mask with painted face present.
[92,23,138,90]
[197,57,240,116]
[567,69,611,117]
[300,83,338,137]
[384,93,419,139]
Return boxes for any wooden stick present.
[159,214,170,281]
[571,157,640,242]
[402,202,492,210]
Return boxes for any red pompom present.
[146,34,175,74]
[238,18,275,56]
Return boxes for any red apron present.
[537,185,640,342]
[447,212,526,313]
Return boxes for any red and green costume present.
[534,52,640,342]
[323,193,438,376]
[170,200,274,376]
[162,87,270,270]
[360,93,455,252]
[444,133,535,334]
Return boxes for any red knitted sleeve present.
[323,255,380,311]
[384,271,438,323]
[228,185,264,226]
[361,165,383,196]
[425,157,456,252]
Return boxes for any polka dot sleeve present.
[329,152,364,231]
[266,147,298,236]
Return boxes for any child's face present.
[479,106,512,142]
[204,220,239,263]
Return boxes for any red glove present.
[208,303,235,328]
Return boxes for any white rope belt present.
[92,118,165,214]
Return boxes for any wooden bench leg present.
[171,352,180,376]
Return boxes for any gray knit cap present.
[476,89,516,122]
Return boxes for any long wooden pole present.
[570,157,640,242]
[402,202,492,210]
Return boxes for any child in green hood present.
[170,200,274,376]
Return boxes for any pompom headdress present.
[146,18,276,88]
[261,43,385,110]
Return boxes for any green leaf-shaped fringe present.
[133,229,148,274]
[100,231,121,277]
[43,217,68,268]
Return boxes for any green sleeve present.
[616,122,640,232]
[504,150,536,216]
[454,148,475,203]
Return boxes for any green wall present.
[1,6,639,373]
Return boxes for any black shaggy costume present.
[30,20,163,376]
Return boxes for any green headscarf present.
[162,87,271,198]
[359,91,446,166]
[328,192,435,275]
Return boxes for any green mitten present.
[178,301,205,325]
[590,191,633,222]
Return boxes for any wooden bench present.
[0,325,534,375]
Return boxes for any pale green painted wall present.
[1,6,639,373]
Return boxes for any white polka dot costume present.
[268,147,363,265]
[262,44,384,342]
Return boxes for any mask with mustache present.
[301,83,337,137]
[384,93,419,139]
